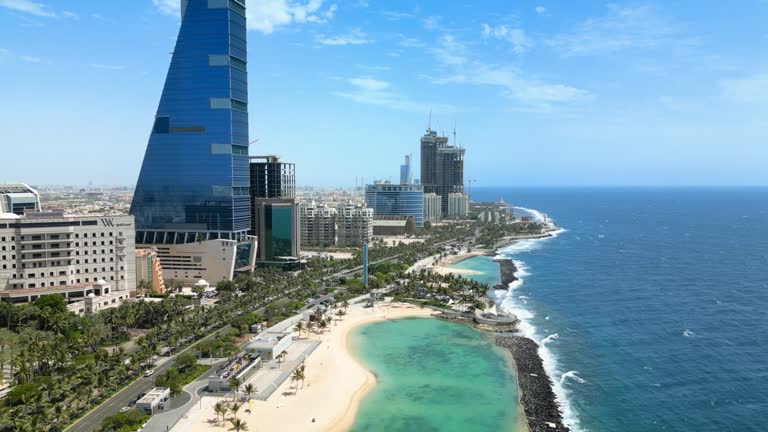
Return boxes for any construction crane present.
[467,177,478,201]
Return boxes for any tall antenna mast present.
[453,120,457,147]
[428,109,432,131]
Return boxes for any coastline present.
[171,303,436,432]
[490,232,572,432]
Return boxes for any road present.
[66,326,230,432]
[66,238,461,431]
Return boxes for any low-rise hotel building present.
[0,212,136,303]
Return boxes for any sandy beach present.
[172,302,436,432]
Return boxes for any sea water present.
[450,255,502,286]
[349,318,519,432]
[470,187,768,432]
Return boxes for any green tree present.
[229,418,249,432]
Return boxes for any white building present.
[336,204,373,247]
[136,387,170,414]
[447,193,470,220]
[300,201,337,247]
[0,212,136,303]
[423,193,442,223]
[0,183,41,215]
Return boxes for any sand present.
[173,302,437,432]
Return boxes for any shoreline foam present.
[493,228,582,431]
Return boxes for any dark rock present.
[496,336,571,432]
[494,259,518,289]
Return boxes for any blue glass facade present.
[365,183,424,229]
[131,0,251,244]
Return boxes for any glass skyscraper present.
[365,182,424,229]
[131,0,251,245]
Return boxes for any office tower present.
[420,128,465,216]
[299,202,337,247]
[336,204,373,247]
[423,193,441,223]
[400,155,413,185]
[447,193,470,219]
[130,0,256,282]
[249,156,300,263]
[365,181,424,230]
[0,183,41,215]
[0,212,136,304]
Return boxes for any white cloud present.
[316,28,369,46]
[399,35,425,49]
[721,73,768,104]
[535,6,546,14]
[382,10,413,20]
[428,34,591,107]
[21,55,40,63]
[151,0,177,16]
[335,76,457,113]
[0,0,54,17]
[481,24,532,54]
[547,5,693,57]
[248,0,337,34]
[152,0,337,34]
[62,10,78,19]
[432,34,468,66]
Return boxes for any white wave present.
[560,370,586,385]
[683,329,695,337]
[490,217,583,432]
[542,333,559,345]
[513,206,548,223]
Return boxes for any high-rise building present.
[423,193,441,223]
[400,155,413,185]
[447,193,470,219]
[0,212,136,303]
[0,183,41,216]
[365,181,424,230]
[130,0,256,283]
[299,202,337,247]
[249,156,300,262]
[420,128,465,216]
[336,204,373,247]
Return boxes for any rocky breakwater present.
[493,258,519,289]
[496,336,570,432]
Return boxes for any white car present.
[119,407,131,413]
[144,369,155,377]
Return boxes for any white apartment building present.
[336,204,373,247]
[300,201,337,247]
[0,212,136,303]
[447,193,470,220]
[423,192,442,223]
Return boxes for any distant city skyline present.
[1,0,767,186]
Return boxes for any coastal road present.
[66,326,231,432]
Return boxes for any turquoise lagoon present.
[349,318,520,432]
[449,255,502,286]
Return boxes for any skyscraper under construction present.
[420,128,465,216]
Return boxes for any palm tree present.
[335,309,344,324]
[230,402,242,420]
[277,350,287,364]
[214,401,229,425]
[243,383,255,401]
[290,370,302,395]
[228,376,242,401]
[294,321,305,339]
[229,418,248,432]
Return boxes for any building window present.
[210,98,231,109]
[211,144,231,155]
[153,116,170,134]
[231,99,248,112]
[230,55,247,71]
[232,145,248,155]
[209,54,229,66]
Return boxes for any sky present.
[1,0,767,187]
